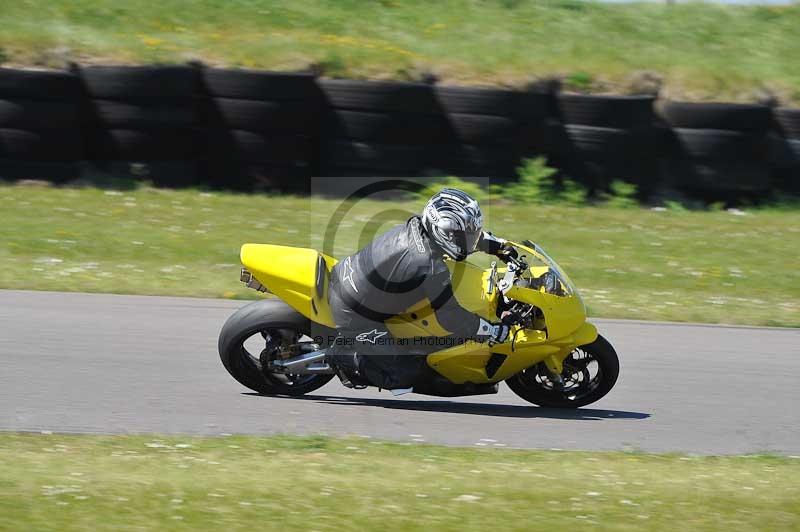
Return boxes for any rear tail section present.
[240,244,337,327]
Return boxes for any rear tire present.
[506,335,620,409]
[218,299,334,396]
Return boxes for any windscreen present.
[519,244,577,297]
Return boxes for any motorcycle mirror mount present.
[497,267,516,295]
[487,261,498,294]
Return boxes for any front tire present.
[506,335,620,409]
[218,299,334,396]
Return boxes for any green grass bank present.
[1,0,799,103]
[0,433,798,531]
[1,182,798,327]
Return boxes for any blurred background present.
[0,0,798,201]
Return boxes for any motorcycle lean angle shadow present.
[218,240,619,408]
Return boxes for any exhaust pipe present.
[240,269,269,293]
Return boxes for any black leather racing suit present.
[328,216,503,389]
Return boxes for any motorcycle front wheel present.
[506,335,620,409]
[218,299,335,396]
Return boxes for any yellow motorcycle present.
[219,240,619,408]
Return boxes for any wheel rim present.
[240,327,320,388]
[519,348,603,403]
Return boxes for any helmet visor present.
[450,228,482,257]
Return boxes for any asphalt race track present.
[1,290,798,454]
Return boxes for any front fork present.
[543,354,565,375]
[543,354,566,388]
[541,322,597,383]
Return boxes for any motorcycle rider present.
[328,188,520,393]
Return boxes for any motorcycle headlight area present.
[541,271,559,294]
[528,270,569,297]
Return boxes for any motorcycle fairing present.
[428,268,596,384]
[426,321,597,384]
[427,241,596,384]
[425,244,597,384]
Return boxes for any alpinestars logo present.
[342,256,358,293]
[356,329,389,344]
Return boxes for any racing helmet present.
[421,188,484,261]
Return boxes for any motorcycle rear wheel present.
[218,299,335,396]
[506,335,619,409]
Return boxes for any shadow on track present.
[243,393,650,421]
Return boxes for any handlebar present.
[494,253,529,295]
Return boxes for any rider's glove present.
[497,242,519,263]
[478,232,518,263]
[477,319,511,344]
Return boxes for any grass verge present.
[1,182,799,327]
[1,0,799,103]
[0,433,798,531]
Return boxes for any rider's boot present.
[332,351,369,389]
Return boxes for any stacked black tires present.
[0,68,83,182]
[770,107,800,194]
[0,65,797,200]
[318,80,550,182]
[200,68,320,192]
[657,101,772,200]
[429,85,551,181]
[319,80,441,178]
[78,65,201,187]
[550,94,658,195]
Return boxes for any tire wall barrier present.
[78,65,201,187]
[0,65,797,198]
[0,68,83,182]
